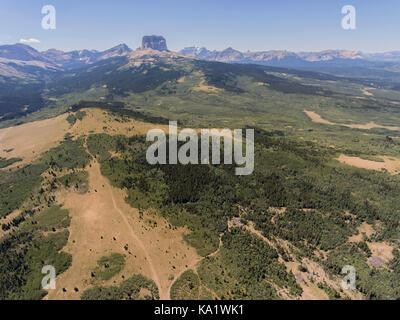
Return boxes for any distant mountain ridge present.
[0,43,132,76]
[179,46,400,68]
[42,43,132,67]
[2,39,400,81]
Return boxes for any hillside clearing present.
[46,160,199,300]
[304,110,400,131]
[0,114,69,169]
[337,154,400,174]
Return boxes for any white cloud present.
[19,38,41,44]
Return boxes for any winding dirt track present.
[106,182,165,299]
[166,257,202,299]
[166,234,223,299]
[85,141,166,299]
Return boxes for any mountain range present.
[179,47,400,70]
[2,42,400,80]
[0,43,132,78]
[181,46,400,62]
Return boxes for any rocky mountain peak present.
[141,35,168,51]
[101,43,132,58]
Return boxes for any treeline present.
[193,60,332,96]
[66,111,86,125]
[0,157,22,169]
[81,274,159,300]
[69,101,170,124]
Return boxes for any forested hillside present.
[1,47,400,300]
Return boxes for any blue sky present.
[0,0,399,52]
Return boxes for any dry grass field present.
[337,154,400,174]
[47,160,199,300]
[0,114,69,168]
[304,110,400,131]
[0,108,200,300]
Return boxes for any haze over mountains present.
[180,46,400,69]
[2,37,400,80]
